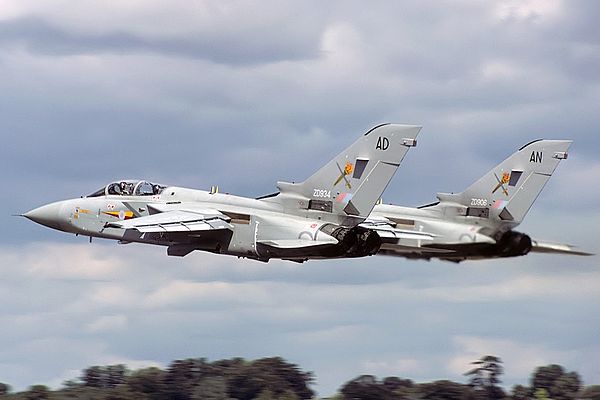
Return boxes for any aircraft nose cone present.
[24,202,65,231]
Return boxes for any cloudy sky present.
[1,0,599,395]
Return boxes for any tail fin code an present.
[436,139,572,225]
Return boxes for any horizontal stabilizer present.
[531,240,594,256]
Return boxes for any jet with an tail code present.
[23,124,421,262]
[362,139,593,262]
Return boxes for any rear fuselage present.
[370,203,530,262]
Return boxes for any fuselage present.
[369,203,528,261]
[25,124,428,262]
[26,182,529,263]
[25,183,364,261]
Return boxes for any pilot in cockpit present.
[87,180,164,197]
[107,183,121,195]
[119,181,135,195]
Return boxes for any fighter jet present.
[23,124,421,262]
[362,139,593,262]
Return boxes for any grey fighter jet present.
[362,139,593,262]
[23,124,421,262]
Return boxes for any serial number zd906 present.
[470,198,488,206]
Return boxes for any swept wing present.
[106,208,233,233]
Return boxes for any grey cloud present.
[0,16,323,65]
[2,1,600,395]
[0,243,598,394]
[549,1,600,45]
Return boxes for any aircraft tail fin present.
[275,123,421,225]
[436,139,572,225]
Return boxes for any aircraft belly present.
[256,241,340,260]
[379,243,454,257]
[236,214,344,260]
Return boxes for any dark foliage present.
[417,380,477,400]
[82,365,127,389]
[465,355,505,399]
[24,385,49,400]
[510,384,530,400]
[531,364,582,400]
[581,385,600,400]
[0,356,595,400]
[0,383,10,396]
[340,375,399,400]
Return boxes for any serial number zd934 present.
[313,189,331,198]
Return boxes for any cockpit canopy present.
[87,180,165,197]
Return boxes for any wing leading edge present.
[106,209,233,233]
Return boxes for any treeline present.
[0,357,312,400]
[338,361,599,400]
[0,355,599,400]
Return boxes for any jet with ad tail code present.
[23,124,421,262]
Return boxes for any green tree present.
[531,365,581,400]
[278,390,301,400]
[417,380,477,400]
[511,384,530,400]
[106,364,127,387]
[227,372,263,400]
[191,376,230,400]
[581,385,600,400]
[104,385,140,400]
[165,358,213,400]
[532,365,564,392]
[382,377,413,391]
[251,357,314,400]
[382,377,414,399]
[553,372,582,400]
[465,355,505,399]
[339,375,397,400]
[255,389,276,400]
[61,379,80,388]
[80,364,128,390]
[126,367,167,399]
[254,389,300,400]
[82,365,104,388]
[227,357,313,400]
[25,385,49,400]
[0,383,10,396]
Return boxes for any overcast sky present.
[1,0,599,395]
